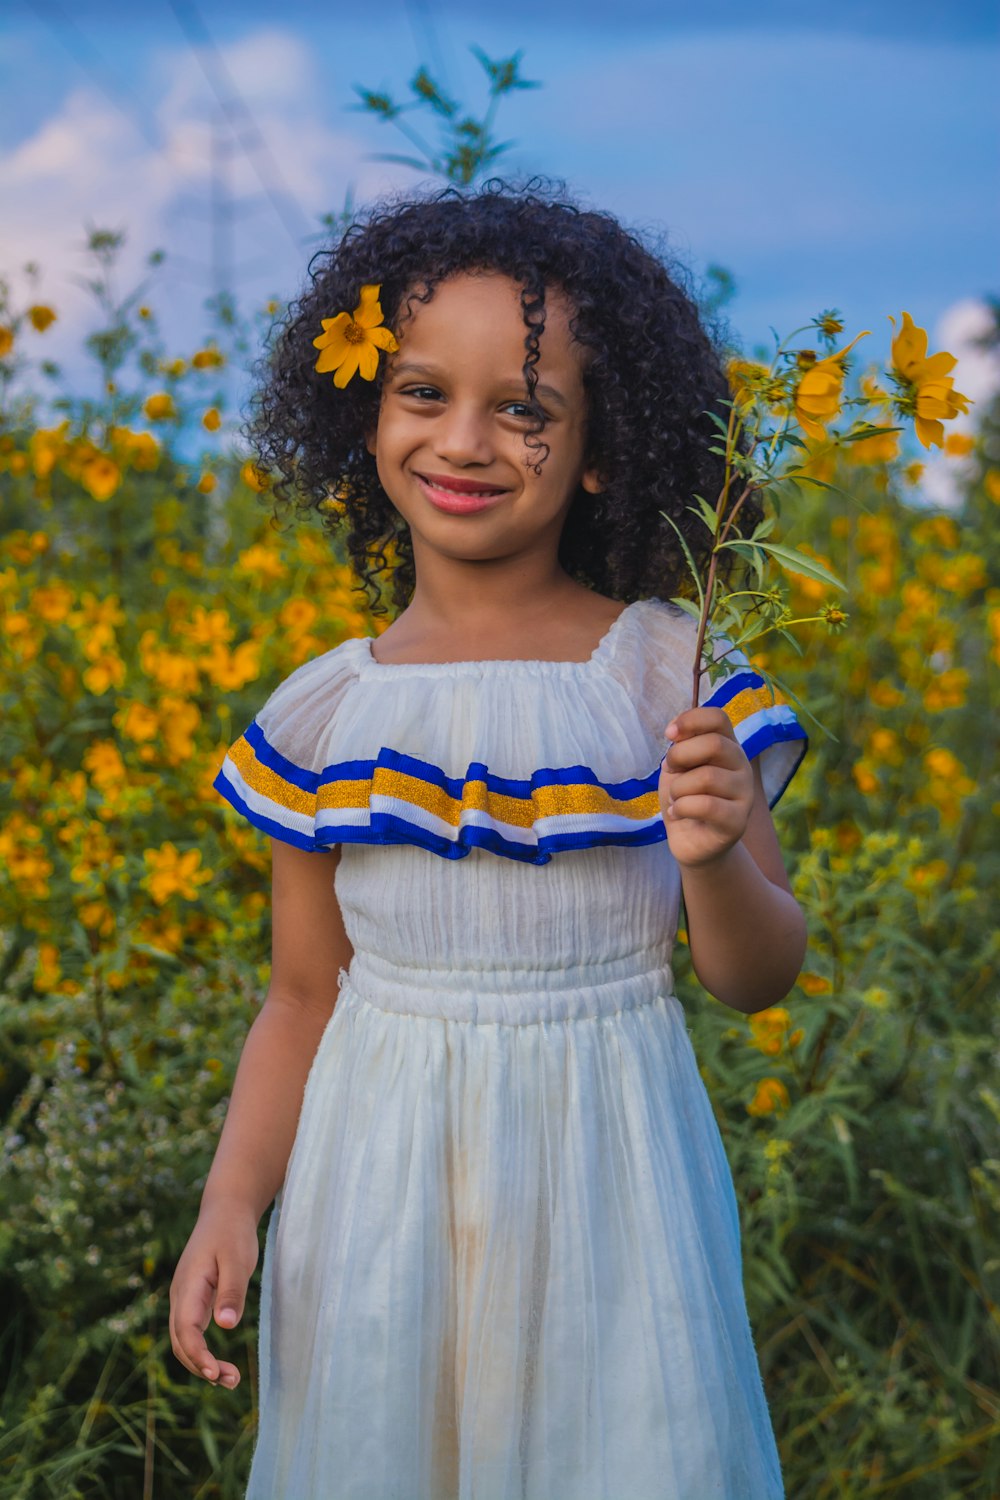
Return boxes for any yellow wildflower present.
[747,1078,790,1117]
[192,346,225,369]
[181,604,234,648]
[80,455,121,502]
[236,542,288,582]
[279,598,319,633]
[116,701,159,742]
[984,470,1000,504]
[32,582,74,624]
[34,942,61,992]
[143,842,213,904]
[906,860,949,893]
[923,668,968,712]
[869,680,903,711]
[799,972,832,996]
[28,304,57,332]
[202,407,221,432]
[943,431,975,457]
[160,697,201,764]
[82,740,127,791]
[313,283,400,387]
[139,632,201,693]
[793,330,870,440]
[111,427,160,471]
[0,816,53,897]
[852,759,878,795]
[201,639,261,690]
[868,728,902,765]
[845,423,900,466]
[30,422,69,479]
[197,472,217,493]
[82,654,126,695]
[77,899,115,937]
[747,1007,798,1057]
[914,515,959,549]
[0,327,14,357]
[241,460,271,492]
[143,392,176,422]
[888,311,971,449]
[139,305,152,319]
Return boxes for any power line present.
[22,0,163,152]
[165,0,313,250]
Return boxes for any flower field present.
[0,271,998,1497]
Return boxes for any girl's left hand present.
[658,707,755,868]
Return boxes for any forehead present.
[393,271,582,369]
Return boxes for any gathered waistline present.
[336,948,678,1026]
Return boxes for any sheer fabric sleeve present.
[212,638,365,851]
[611,598,809,810]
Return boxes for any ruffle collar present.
[212,600,807,863]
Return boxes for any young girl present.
[170,176,808,1499]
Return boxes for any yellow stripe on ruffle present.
[721,682,783,726]
[229,735,661,829]
[371,768,660,829]
[228,734,315,816]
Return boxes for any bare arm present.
[660,708,807,1015]
[678,759,806,1012]
[169,838,354,1389]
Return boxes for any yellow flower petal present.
[914,415,944,449]
[890,310,928,377]
[315,339,352,374]
[333,347,363,388]
[368,324,400,352]
[353,283,385,329]
[356,340,382,381]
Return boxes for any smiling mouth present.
[415,472,509,498]
[415,474,511,512]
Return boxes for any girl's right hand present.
[169,1201,260,1389]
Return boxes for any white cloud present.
[0,28,412,389]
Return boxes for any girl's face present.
[365,271,602,566]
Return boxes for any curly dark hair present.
[247,173,759,617]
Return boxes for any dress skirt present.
[244,943,785,1500]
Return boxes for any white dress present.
[214,597,807,1500]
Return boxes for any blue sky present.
[2,1,998,502]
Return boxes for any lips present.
[416,471,508,495]
[416,473,510,515]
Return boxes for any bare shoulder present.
[269,840,354,1017]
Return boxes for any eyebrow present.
[388,361,569,411]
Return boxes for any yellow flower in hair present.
[313,283,399,388]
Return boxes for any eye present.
[401,385,442,402]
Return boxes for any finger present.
[665,708,735,741]
[172,1268,231,1382]
[665,766,743,803]
[213,1256,252,1330]
[665,732,745,772]
[666,792,742,827]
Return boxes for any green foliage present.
[350,45,541,185]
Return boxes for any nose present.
[432,401,496,467]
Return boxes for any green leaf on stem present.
[720,539,846,589]
[659,510,705,612]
